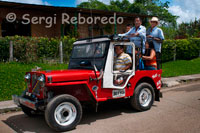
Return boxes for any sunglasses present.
[150,21,158,23]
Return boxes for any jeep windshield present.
[69,41,109,71]
[71,42,107,58]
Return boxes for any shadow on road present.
[3,99,140,132]
[3,114,52,133]
[81,99,138,125]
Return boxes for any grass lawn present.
[162,58,200,77]
[0,58,200,101]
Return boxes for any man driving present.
[114,45,132,71]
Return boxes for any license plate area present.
[19,98,37,110]
[112,89,125,98]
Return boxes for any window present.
[71,42,107,59]
[1,19,31,37]
[63,24,78,37]
[113,43,134,86]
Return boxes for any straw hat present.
[150,17,160,25]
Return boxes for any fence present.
[0,36,76,64]
[8,40,65,64]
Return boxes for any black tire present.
[45,94,82,132]
[130,83,155,111]
[21,104,38,117]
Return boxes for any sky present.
[0,0,199,24]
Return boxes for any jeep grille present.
[31,74,41,94]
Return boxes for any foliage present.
[162,39,176,62]
[0,36,76,63]
[176,18,200,39]
[0,62,68,101]
[132,0,177,26]
[162,38,200,62]
[159,18,200,40]
[77,0,177,26]
[62,36,76,62]
[160,26,177,39]
[109,0,131,12]
[0,37,10,61]
[77,0,109,10]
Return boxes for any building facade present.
[0,1,149,39]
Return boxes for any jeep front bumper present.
[12,95,37,110]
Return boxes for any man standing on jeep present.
[146,17,165,70]
[118,17,146,55]
[114,45,132,71]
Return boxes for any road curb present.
[179,78,200,83]
[162,76,200,88]
[0,106,21,114]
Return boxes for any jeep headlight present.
[38,74,45,82]
[24,73,31,80]
[38,74,45,87]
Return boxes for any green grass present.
[0,58,200,101]
[0,62,68,101]
[162,58,200,77]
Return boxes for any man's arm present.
[137,26,146,39]
[153,37,163,43]
[118,28,133,37]
[130,26,146,37]
[122,63,132,70]
[123,55,132,70]
[154,28,165,43]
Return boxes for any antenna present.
[88,1,98,81]
[89,0,94,38]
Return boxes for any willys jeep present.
[13,35,162,132]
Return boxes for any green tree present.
[77,0,109,10]
[176,18,200,39]
[128,0,177,26]
[77,0,177,26]
[108,0,131,12]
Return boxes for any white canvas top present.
[74,38,110,45]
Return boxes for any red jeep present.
[13,35,162,132]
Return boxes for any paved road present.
[1,82,200,133]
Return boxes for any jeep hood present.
[39,69,97,83]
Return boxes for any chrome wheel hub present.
[139,88,152,107]
[54,102,77,126]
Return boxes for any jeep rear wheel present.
[45,94,82,132]
[130,83,155,111]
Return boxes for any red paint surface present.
[27,69,162,102]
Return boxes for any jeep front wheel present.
[45,94,82,132]
[130,83,155,111]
